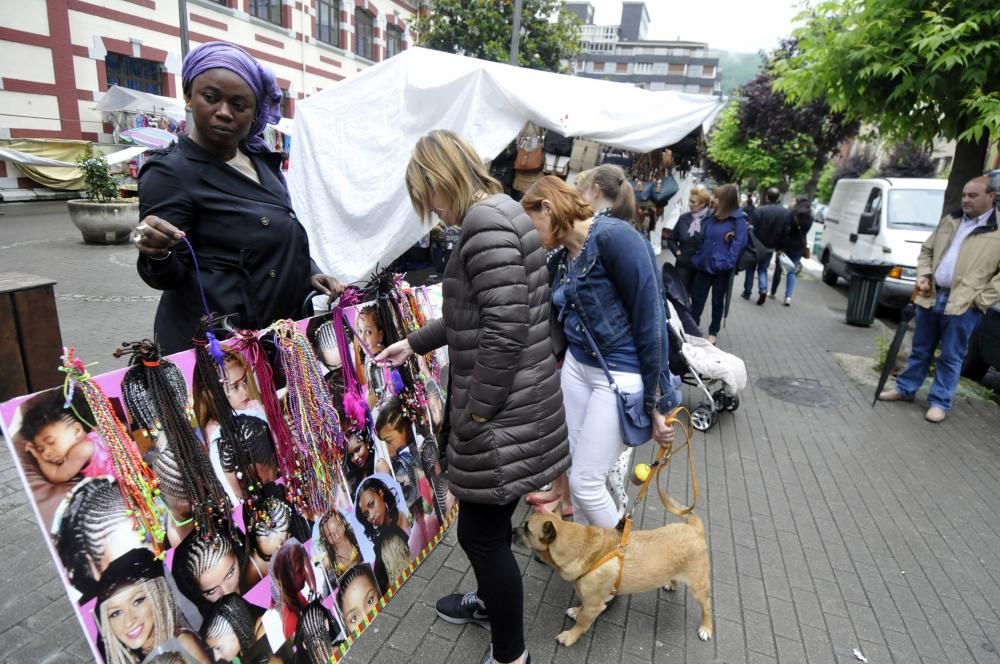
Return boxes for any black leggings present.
[690,269,732,336]
[458,499,523,662]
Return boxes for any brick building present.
[0,0,423,193]
[565,1,721,95]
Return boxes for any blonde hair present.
[689,185,712,208]
[99,577,177,664]
[574,168,595,193]
[405,130,502,225]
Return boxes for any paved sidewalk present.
[2,204,1000,663]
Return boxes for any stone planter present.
[67,199,141,244]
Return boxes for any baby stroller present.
[662,264,748,431]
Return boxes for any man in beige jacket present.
[879,176,999,422]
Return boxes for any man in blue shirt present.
[879,176,1000,422]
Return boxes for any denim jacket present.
[548,215,682,414]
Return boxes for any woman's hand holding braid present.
[133,215,185,259]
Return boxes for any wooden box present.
[0,272,63,401]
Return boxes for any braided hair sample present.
[201,593,261,657]
[53,477,135,598]
[172,530,243,614]
[118,340,232,541]
[295,599,344,664]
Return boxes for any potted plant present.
[67,147,140,244]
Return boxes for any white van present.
[820,178,947,308]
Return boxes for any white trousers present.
[562,352,644,528]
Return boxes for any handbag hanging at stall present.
[514,123,544,172]
[651,174,679,207]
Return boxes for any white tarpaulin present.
[289,47,726,282]
[95,86,186,122]
[0,145,149,168]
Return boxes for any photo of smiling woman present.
[95,548,211,664]
[335,563,382,633]
[133,41,343,355]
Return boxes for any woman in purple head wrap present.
[132,42,343,354]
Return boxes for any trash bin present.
[845,259,894,326]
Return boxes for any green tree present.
[706,103,815,189]
[773,0,1000,216]
[411,0,581,73]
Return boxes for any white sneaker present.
[784,297,791,306]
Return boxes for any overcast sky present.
[585,0,802,54]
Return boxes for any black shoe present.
[740,291,751,300]
[756,293,767,305]
[436,591,490,628]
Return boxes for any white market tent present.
[95,85,186,122]
[289,47,725,283]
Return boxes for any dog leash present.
[588,406,699,596]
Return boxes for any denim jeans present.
[742,255,771,296]
[770,254,801,298]
[894,291,983,410]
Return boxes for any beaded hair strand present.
[59,349,166,556]
[118,340,232,540]
[191,340,263,509]
[269,319,347,517]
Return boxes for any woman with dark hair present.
[770,197,814,305]
[336,564,382,631]
[689,183,749,344]
[242,485,311,589]
[172,532,246,617]
[201,593,283,664]
[353,476,411,590]
[96,548,211,664]
[341,427,391,496]
[133,41,343,354]
[293,600,345,664]
[53,477,155,599]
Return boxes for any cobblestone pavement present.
[2,202,1000,663]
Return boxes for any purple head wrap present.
[182,41,282,154]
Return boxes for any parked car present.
[962,304,1000,382]
[820,178,946,308]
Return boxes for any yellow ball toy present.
[632,463,652,485]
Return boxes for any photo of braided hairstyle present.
[171,531,243,614]
[118,340,232,539]
[245,491,291,562]
[201,593,262,659]
[53,477,136,598]
[217,414,277,476]
[192,347,263,506]
[294,600,344,664]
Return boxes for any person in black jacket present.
[742,188,791,305]
[132,42,342,354]
[667,185,712,298]
[770,197,814,305]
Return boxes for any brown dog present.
[517,494,712,647]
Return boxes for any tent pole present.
[509,0,523,66]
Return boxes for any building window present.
[386,24,403,58]
[699,86,713,94]
[105,53,162,94]
[684,84,700,93]
[634,62,652,74]
[688,64,704,77]
[354,8,374,60]
[249,0,282,25]
[593,61,605,72]
[281,89,292,118]
[616,62,627,73]
[317,0,340,47]
[668,63,685,75]
[703,65,715,77]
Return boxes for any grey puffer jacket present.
[408,194,570,504]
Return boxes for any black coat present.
[750,203,792,250]
[667,212,705,269]
[783,208,814,258]
[137,136,319,354]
